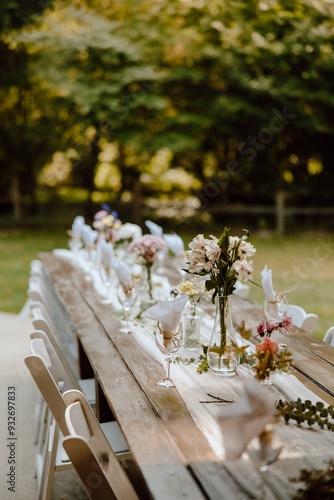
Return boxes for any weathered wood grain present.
[40,253,209,500]
[39,253,334,500]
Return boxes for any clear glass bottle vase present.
[183,304,200,351]
[207,294,237,376]
[138,263,155,306]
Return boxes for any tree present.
[0,1,62,217]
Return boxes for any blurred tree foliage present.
[2,0,334,220]
[0,1,67,217]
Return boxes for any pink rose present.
[94,210,109,220]
[256,337,279,356]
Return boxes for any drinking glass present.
[100,265,114,305]
[248,425,283,500]
[117,286,136,333]
[264,293,288,322]
[68,237,83,267]
[155,322,182,388]
[84,244,96,282]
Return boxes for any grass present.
[248,234,334,339]
[0,228,68,313]
[0,221,333,339]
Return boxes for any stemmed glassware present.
[84,244,96,281]
[68,237,83,267]
[100,265,114,305]
[117,285,136,333]
[247,425,283,500]
[264,293,288,322]
[155,322,183,388]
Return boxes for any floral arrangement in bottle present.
[186,227,256,374]
[93,205,122,245]
[252,337,293,383]
[171,278,209,350]
[128,234,167,300]
[171,278,208,313]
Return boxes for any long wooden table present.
[39,253,334,500]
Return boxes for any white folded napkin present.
[111,257,133,290]
[144,295,188,332]
[117,223,142,241]
[71,216,85,238]
[145,220,163,238]
[81,225,99,246]
[261,265,276,301]
[97,240,114,269]
[217,378,275,460]
[164,234,185,256]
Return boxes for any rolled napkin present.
[164,234,185,256]
[144,295,188,351]
[111,256,133,292]
[217,378,275,460]
[97,240,114,273]
[71,216,85,238]
[81,225,99,247]
[117,222,142,241]
[261,265,276,301]
[145,220,163,238]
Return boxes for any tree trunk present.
[275,191,285,235]
[133,178,142,225]
[11,176,22,219]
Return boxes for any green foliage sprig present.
[174,356,196,365]
[291,460,334,499]
[197,354,209,374]
[253,347,293,381]
[276,399,334,431]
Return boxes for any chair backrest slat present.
[64,389,139,500]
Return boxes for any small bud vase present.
[183,304,201,351]
[207,294,237,376]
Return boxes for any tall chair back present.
[63,390,138,500]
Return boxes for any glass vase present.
[207,294,237,376]
[183,305,200,351]
[138,264,155,307]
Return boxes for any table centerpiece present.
[186,227,256,375]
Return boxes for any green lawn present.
[0,225,333,339]
[0,228,68,313]
[248,234,334,339]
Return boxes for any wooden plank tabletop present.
[230,297,334,404]
[39,252,334,499]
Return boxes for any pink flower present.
[189,234,207,253]
[233,259,254,282]
[128,235,167,263]
[256,320,269,338]
[256,337,279,356]
[276,315,293,333]
[206,236,222,262]
[94,210,109,220]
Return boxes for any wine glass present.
[264,293,288,322]
[247,425,283,500]
[68,237,83,267]
[100,265,114,305]
[84,244,96,282]
[154,250,166,275]
[155,322,183,388]
[117,285,136,333]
